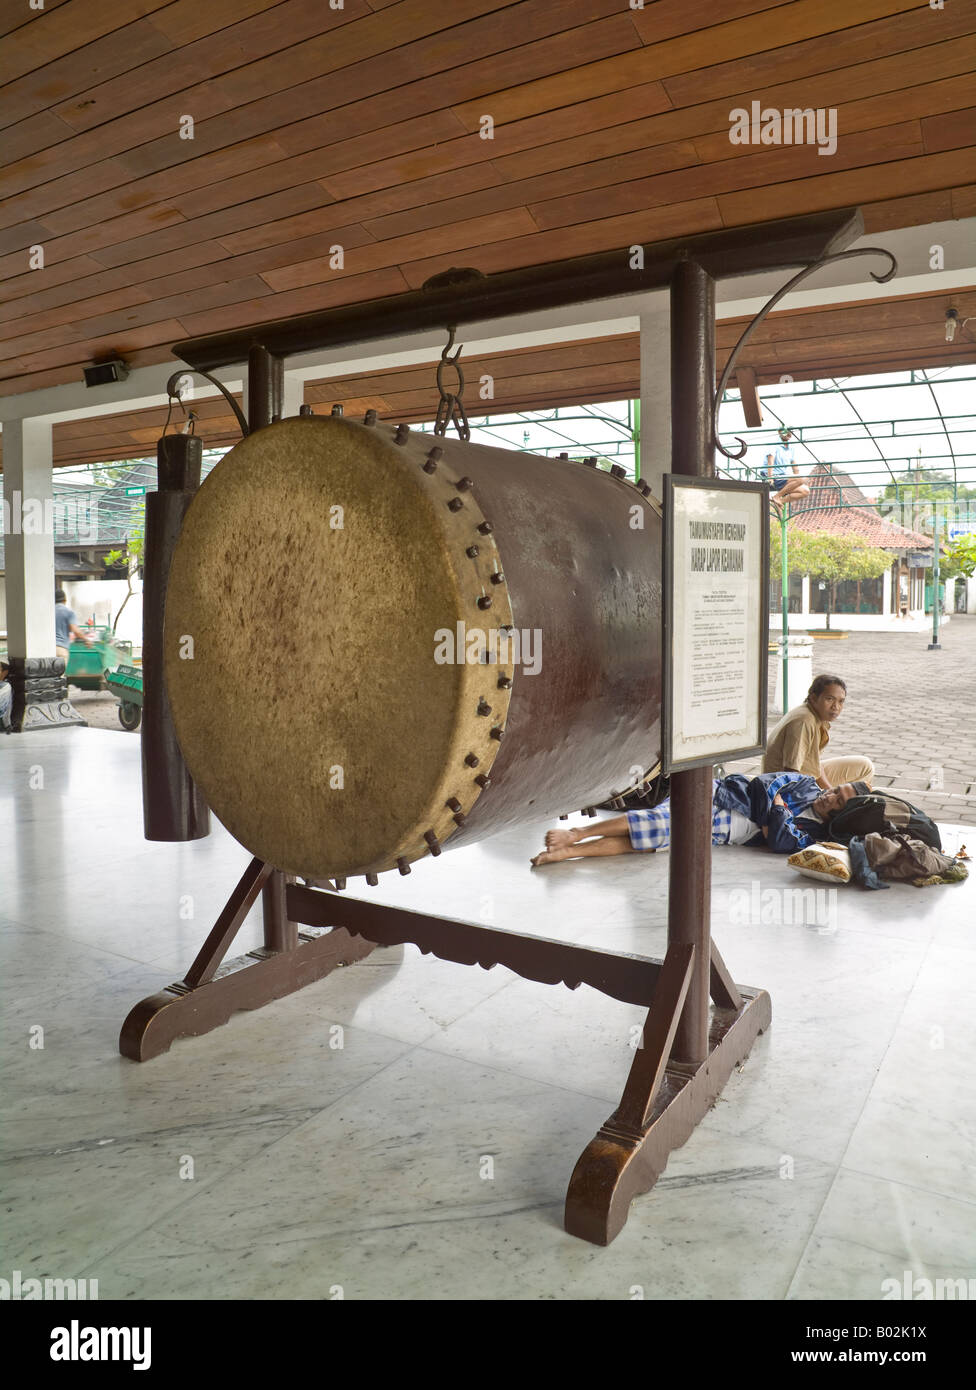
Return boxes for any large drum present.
[164,415,662,880]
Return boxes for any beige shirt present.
[762,701,829,778]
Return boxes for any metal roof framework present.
[714,363,976,506]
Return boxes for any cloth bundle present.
[861,832,968,887]
[789,827,968,893]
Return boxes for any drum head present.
[164,416,513,878]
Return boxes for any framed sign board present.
[662,475,769,774]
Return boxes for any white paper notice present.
[671,486,763,763]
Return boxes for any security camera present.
[83,358,130,387]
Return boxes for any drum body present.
[163,415,661,879]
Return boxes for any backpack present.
[828,794,941,851]
[862,832,962,883]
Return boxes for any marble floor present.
[2,729,974,1300]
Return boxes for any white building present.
[777,465,940,633]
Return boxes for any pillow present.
[787,841,852,884]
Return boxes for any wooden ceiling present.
[2,0,975,408]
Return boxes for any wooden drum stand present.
[122,212,878,1243]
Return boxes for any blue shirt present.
[768,443,795,473]
[713,772,826,853]
[55,604,74,648]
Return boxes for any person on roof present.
[765,426,811,510]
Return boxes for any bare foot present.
[545,827,583,850]
[530,847,573,867]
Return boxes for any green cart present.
[65,627,133,692]
[104,663,144,731]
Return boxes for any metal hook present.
[712,246,898,463]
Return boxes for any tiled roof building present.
[788,464,933,551]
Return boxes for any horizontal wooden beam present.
[173,209,863,370]
[287,883,664,1008]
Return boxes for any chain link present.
[432,326,471,442]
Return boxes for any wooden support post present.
[262,870,299,954]
[669,257,716,1065]
[247,341,284,429]
[564,258,771,1244]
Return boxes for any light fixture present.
[945,309,959,343]
[83,357,130,387]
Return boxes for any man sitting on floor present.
[763,673,873,790]
[531,772,869,866]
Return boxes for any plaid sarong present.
[627,783,733,851]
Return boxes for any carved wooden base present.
[119,872,769,1250]
[119,926,374,1061]
[565,987,772,1245]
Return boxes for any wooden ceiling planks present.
[0,0,974,398]
[719,147,976,227]
[0,6,962,209]
[491,22,976,184]
[0,4,962,225]
[0,0,172,87]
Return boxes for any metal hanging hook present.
[165,367,249,438]
[432,325,471,442]
[712,246,897,463]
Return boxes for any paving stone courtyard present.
[725,613,976,827]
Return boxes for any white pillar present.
[638,302,671,502]
[801,574,810,616]
[882,566,891,616]
[2,418,55,659]
[282,373,303,418]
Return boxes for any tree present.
[881,471,976,503]
[769,525,823,585]
[90,461,136,489]
[799,533,892,629]
[102,500,145,634]
[880,472,976,538]
[942,533,976,580]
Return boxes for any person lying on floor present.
[531,772,870,866]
